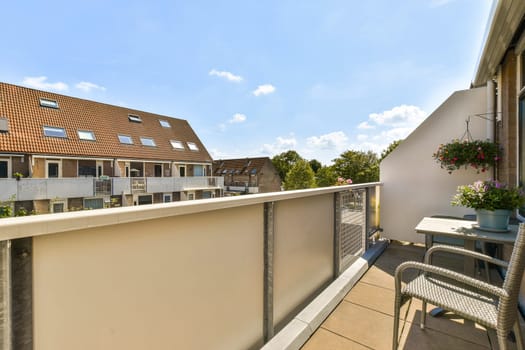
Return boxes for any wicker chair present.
[393,223,525,350]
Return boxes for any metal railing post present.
[333,191,342,278]
[263,202,274,342]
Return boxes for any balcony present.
[0,176,224,201]
[0,181,521,349]
[0,183,383,349]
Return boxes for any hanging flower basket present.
[433,139,500,174]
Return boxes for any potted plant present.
[451,180,525,231]
[433,139,500,174]
[13,172,24,181]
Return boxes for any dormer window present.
[40,98,59,109]
[187,142,199,151]
[128,114,142,123]
[140,137,156,147]
[170,140,185,150]
[159,120,171,128]
[78,130,96,141]
[118,134,133,144]
[43,126,67,138]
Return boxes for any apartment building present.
[213,157,281,194]
[0,82,222,214]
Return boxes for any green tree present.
[332,150,379,183]
[315,166,337,187]
[271,150,304,181]
[283,159,316,190]
[380,139,402,162]
[308,159,322,173]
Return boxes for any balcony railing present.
[0,182,381,349]
[0,176,224,201]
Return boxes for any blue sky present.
[1,0,493,165]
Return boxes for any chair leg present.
[514,318,524,350]
[497,331,508,350]
[481,242,491,283]
[393,294,402,350]
[421,301,426,329]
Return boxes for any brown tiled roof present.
[0,82,212,163]
[212,157,271,175]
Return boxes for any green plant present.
[452,180,525,210]
[13,172,24,179]
[433,139,500,174]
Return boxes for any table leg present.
[463,240,476,276]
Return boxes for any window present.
[84,198,104,210]
[179,165,186,177]
[43,126,67,138]
[519,95,525,218]
[78,160,97,177]
[39,98,59,109]
[194,165,204,176]
[163,194,172,203]
[170,140,185,150]
[78,130,96,141]
[128,114,142,123]
[521,54,525,90]
[154,164,162,177]
[0,161,7,178]
[51,202,65,213]
[118,134,134,144]
[138,195,153,205]
[140,137,156,147]
[187,142,199,151]
[159,120,171,128]
[47,162,60,178]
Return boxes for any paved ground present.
[301,241,524,350]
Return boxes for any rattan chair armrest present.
[424,244,509,268]
[394,261,507,298]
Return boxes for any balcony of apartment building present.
[0,175,224,202]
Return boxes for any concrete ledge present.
[261,239,389,350]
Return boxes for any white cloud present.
[253,84,276,96]
[209,69,243,82]
[357,121,375,130]
[229,113,247,124]
[22,76,68,92]
[357,134,368,141]
[261,135,297,155]
[368,105,426,127]
[75,81,106,92]
[306,131,348,150]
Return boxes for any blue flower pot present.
[476,209,511,231]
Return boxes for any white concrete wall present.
[380,87,490,243]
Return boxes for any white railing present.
[0,176,225,200]
[0,183,380,350]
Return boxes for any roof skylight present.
[128,114,142,123]
[78,130,96,141]
[40,98,59,109]
[140,137,156,147]
[159,120,171,128]
[118,134,133,144]
[170,140,185,150]
[43,126,67,138]
[187,142,199,151]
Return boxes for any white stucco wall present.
[380,87,490,243]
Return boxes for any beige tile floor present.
[301,241,525,350]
